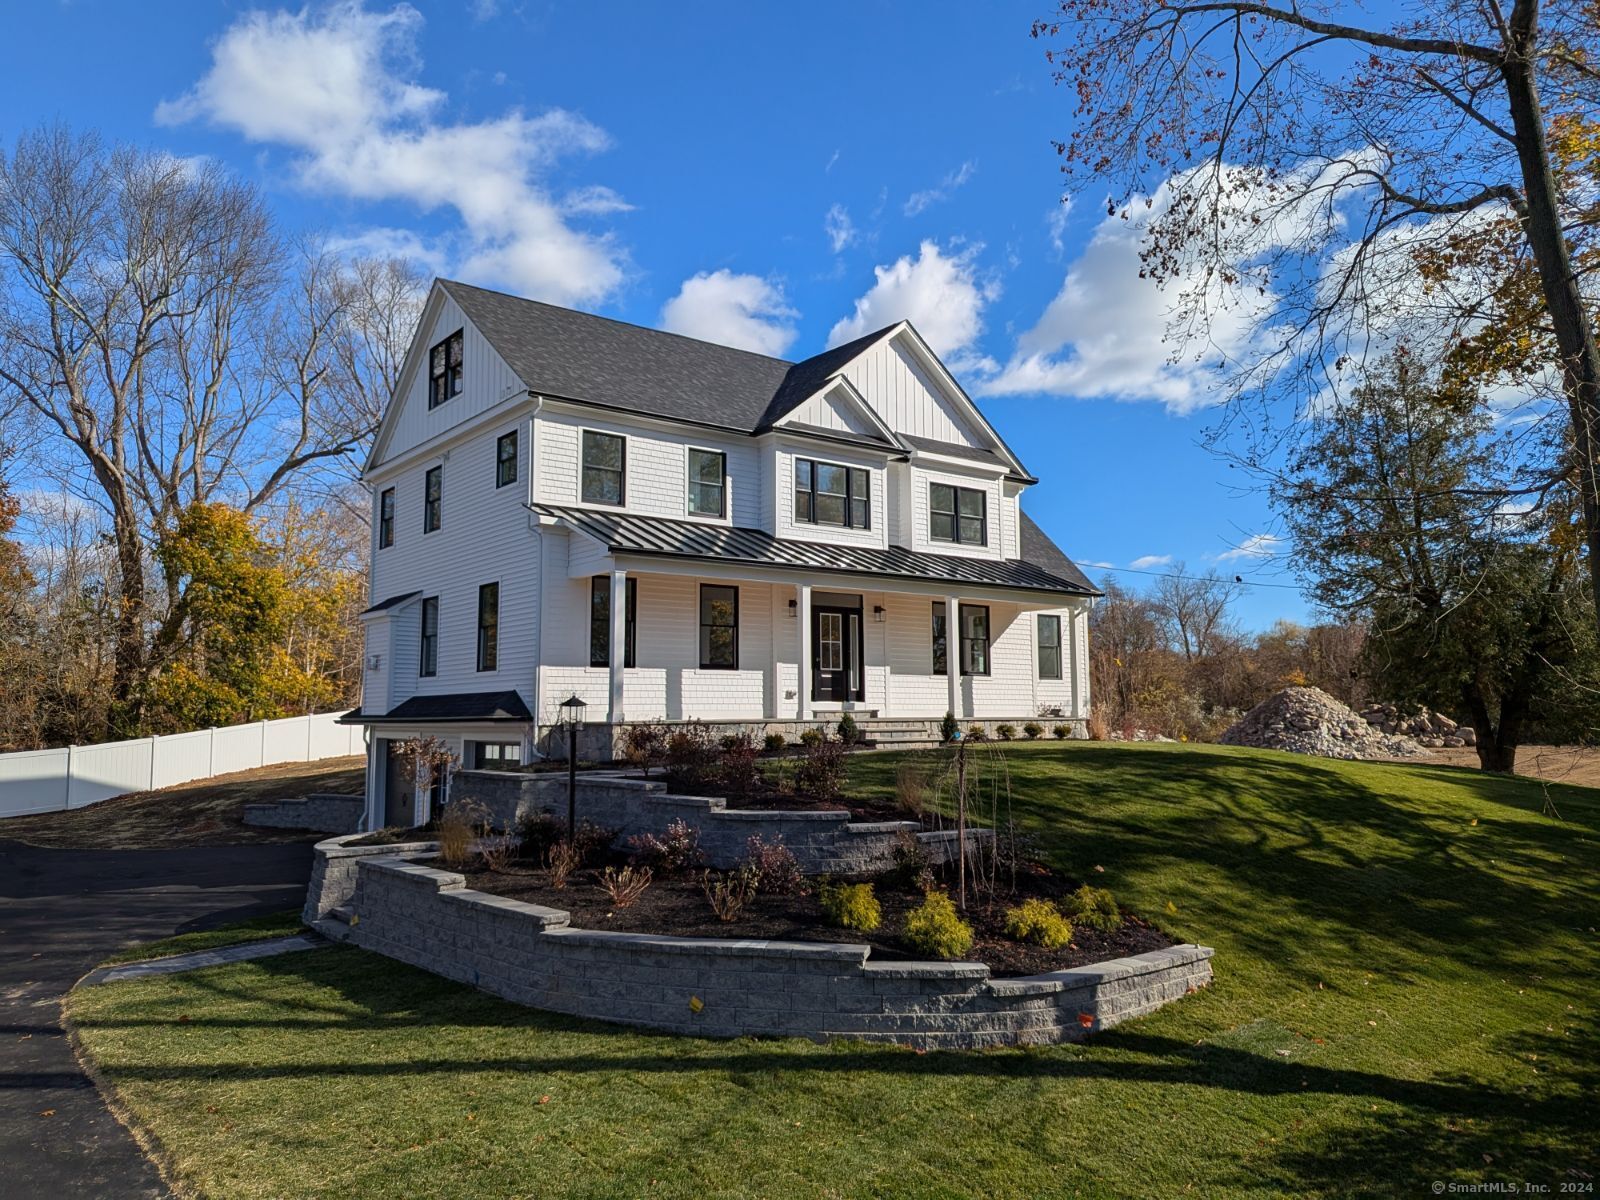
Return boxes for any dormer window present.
[428,329,464,409]
[930,483,986,546]
[795,459,869,529]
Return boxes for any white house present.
[346,279,1099,827]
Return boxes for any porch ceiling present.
[533,503,1098,600]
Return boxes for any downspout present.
[526,394,547,761]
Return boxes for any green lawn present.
[99,909,306,966]
[68,743,1600,1198]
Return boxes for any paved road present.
[0,838,314,1199]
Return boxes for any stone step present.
[328,905,355,925]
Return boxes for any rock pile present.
[1221,687,1429,760]
[1358,703,1476,748]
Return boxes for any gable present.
[772,377,899,445]
[841,334,987,448]
[367,285,527,473]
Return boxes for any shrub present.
[1023,721,1044,740]
[904,891,974,959]
[763,731,788,755]
[436,803,475,869]
[887,828,934,890]
[798,727,824,748]
[1003,899,1074,949]
[894,758,930,815]
[819,880,880,931]
[794,736,847,801]
[571,820,618,867]
[1064,884,1120,933]
[665,722,721,791]
[599,864,653,908]
[515,810,565,861]
[546,840,580,889]
[626,817,703,875]
[1052,724,1071,740]
[995,723,1017,741]
[717,732,762,797]
[1087,711,1110,741]
[836,712,859,745]
[966,723,988,742]
[621,721,669,776]
[940,711,961,743]
[743,834,804,896]
[703,866,759,922]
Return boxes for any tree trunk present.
[1476,737,1518,773]
[1501,16,1600,627]
[108,507,146,738]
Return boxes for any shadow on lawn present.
[65,948,1600,1196]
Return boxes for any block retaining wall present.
[244,793,364,834]
[452,770,985,875]
[334,853,1213,1050]
[303,832,444,925]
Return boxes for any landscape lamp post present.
[558,694,587,841]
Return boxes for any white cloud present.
[322,225,450,274]
[1129,554,1173,570]
[1046,199,1073,257]
[1080,560,1116,570]
[827,241,999,363]
[824,203,857,254]
[469,0,499,20]
[157,2,628,306]
[905,161,976,217]
[1215,534,1282,562]
[659,270,798,357]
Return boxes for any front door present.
[812,605,864,702]
[382,739,417,828]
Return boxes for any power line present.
[1083,562,1308,591]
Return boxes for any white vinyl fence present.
[0,712,365,820]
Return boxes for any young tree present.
[1034,0,1600,621]
[1274,352,1598,771]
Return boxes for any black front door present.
[812,605,864,702]
[383,739,418,828]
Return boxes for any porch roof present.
[533,504,1100,598]
[340,690,533,725]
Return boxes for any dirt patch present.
[1,757,365,849]
[446,856,1174,978]
[1383,742,1600,791]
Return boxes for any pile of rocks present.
[1221,687,1429,761]
[1358,703,1476,748]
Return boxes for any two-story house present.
[345,279,1099,827]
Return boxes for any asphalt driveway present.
[0,838,315,1198]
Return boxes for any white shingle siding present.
[774,445,888,549]
[908,465,1007,562]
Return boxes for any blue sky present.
[2,0,1311,628]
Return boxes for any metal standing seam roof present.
[533,504,1100,597]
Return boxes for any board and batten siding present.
[372,291,527,470]
[366,421,539,713]
[839,335,985,448]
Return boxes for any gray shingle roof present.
[534,504,1097,598]
[360,591,420,616]
[341,690,534,724]
[1020,512,1101,595]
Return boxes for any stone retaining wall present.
[453,770,984,875]
[243,793,364,834]
[302,832,442,925]
[337,854,1213,1050]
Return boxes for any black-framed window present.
[423,465,442,532]
[795,459,870,528]
[474,741,522,770]
[428,329,464,409]
[1037,614,1062,680]
[477,582,499,672]
[378,488,394,548]
[930,483,987,545]
[699,584,739,669]
[932,602,991,676]
[496,431,518,488]
[581,430,625,505]
[589,576,637,668]
[688,448,726,517]
[419,597,439,677]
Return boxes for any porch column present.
[607,568,626,725]
[796,582,812,721]
[945,593,961,720]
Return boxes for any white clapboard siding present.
[907,465,1007,562]
[0,713,364,820]
[773,444,888,549]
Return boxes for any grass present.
[68,742,1600,1198]
[4,757,364,848]
[99,909,306,966]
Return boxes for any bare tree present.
[1034,0,1600,622]
[1150,564,1242,662]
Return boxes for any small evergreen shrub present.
[836,712,859,745]
[966,724,988,742]
[995,723,1017,741]
[1003,898,1074,949]
[763,731,787,754]
[819,880,881,931]
[1023,721,1044,740]
[1052,724,1071,739]
[1064,884,1121,933]
[798,727,824,748]
[742,834,804,896]
[940,711,960,743]
[903,891,974,959]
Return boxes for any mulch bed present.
[625,772,915,822]
[443,855,1174,977]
